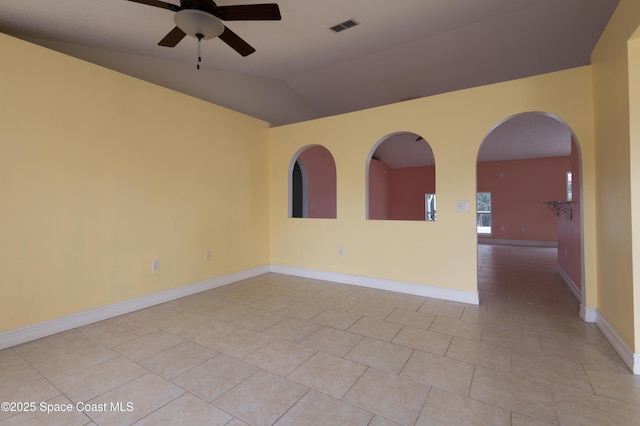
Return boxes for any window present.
[477,192,491,234]
[566,171,573,202]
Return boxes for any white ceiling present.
[0,0,617,164]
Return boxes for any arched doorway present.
[476,112,586,318]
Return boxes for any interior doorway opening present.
[476,112,585,318]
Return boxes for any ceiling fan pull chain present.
[197,33,203,70]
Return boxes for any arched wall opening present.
[366,132,436,221]
[288,145,337,219]
[476,112,585,312]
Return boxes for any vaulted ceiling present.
[0,0,618,162]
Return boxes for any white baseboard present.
[478,238,557,247]
[553,267,638,373]
[581,306,597,323]
[8,264,636,375]
[0,266,270,351]
[556,265,582,301]
[554,266,599,324]
[595,310,640,375]
[270,265,480,305]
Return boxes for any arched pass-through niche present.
[367,132,436,221]
[289,145,337,219]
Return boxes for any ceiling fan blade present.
[219,26,256,56]
[216,4,281,21]
[158,26,187,47]
[126,0,180,12]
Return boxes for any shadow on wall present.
[367,132,436,221]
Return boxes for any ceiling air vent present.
[330,19,359,33]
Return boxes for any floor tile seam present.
[41,394,95,425]
[343,353,398,376]
[427,316,478,341]
[16,370,77,415]
[436,309,464,321]
[384,316,436,331]
[223,374,312,426]
[435,382,518,420]
[52,371,173,422]
[467,376,560,425]
[393,346,417,380]
[207,365,266,411]
[75,318,154,340]
[9,347,51,382]
[414,349,480,372]
[49,355,153,403]
[564,379,640,408]
[548,382,640,413]
[359,332,419,354]
[20,343,120,385]
[443,346,508,374]
[268,387,316,426]
[310,313,363,330]
[384,320,406,343]
[506,367,597,395]
[8,351,64,379]
[412,384,434,425]
[242,344,319,379]
[471,363,556,387]
[339,367,412,426]
[15,331,106,356]
[287,360,369,401]
[123,387,188,425]
[156,349,223,382]
[406,393,430,426]
[87,328,161,352]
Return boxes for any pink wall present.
[388,166,436,220]
[368,159,390,219]
[298,145,337,218]
[477,156,571,242]
[369,155,569,241]
[368,161,436,220]
[557,138,582,289]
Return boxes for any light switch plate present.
[456,200,469,212]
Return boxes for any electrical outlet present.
[339,246,345,256]
[206,251,212,261]
[152,260,159,271]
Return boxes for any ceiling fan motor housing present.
[174,8,224,39]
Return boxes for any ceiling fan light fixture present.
[174,9,224,40]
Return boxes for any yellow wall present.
[0,33,271,331]
[591,0,640,351]
[5,13,631,350]
[630,30,640,354]
[269,68,596,294]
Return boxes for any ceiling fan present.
[127,0,281,57]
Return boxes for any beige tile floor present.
[2,244,640,425]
